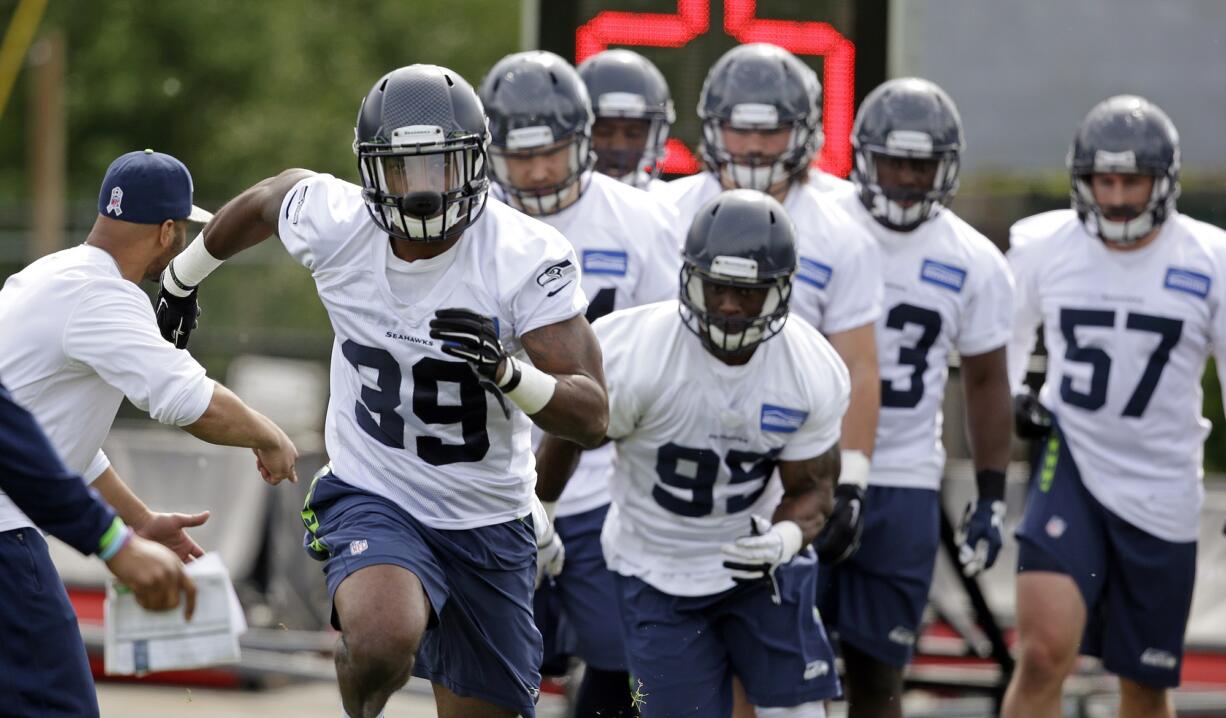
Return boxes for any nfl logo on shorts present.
[349,539,368,556]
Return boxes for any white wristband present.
[163,230,224,297]
[775,520,804,562]
[529,495,555,546]
[497,356,557,415]
[839,449,871,489]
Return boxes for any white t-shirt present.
[596,301,850,597]
[0,244,214,534]
[279,174,586,529]
[661,172,883,336]
[525,172,681,518]
[835,193,1015,490]
[1008,209,1226,542]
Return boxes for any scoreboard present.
[537,0,888,178]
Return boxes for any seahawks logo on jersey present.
[536,259,576,287]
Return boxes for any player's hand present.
[106,535,197,620]
[721,515,804,583]
[254,425,299,485]
[1013,390,1051,440]
[428,308,508,383]
[534,518,565,588]
[135,510,210,562]
[155,283,200,350]
[815,483,866,565]
[956,499,1006,577]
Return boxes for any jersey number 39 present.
[342,339,489,466]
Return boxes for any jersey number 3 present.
[342,340,490,465]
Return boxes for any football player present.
[154,65,609,718]
[578,48,675,193]
[538,189,849,718]
[479,50,680,718]
[1002,96,1220,718]
[824,78,1015,718]
[659,44,883,571]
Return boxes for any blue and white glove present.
[956,469,1007,577]
[721,515,803,604]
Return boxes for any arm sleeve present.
[780,335,850,461]
[957,245,1016,357]
[511,240,588,337]
[63,283,215,426]
[819,229,884,335]
[1005,238,1045,393]
[0,383,116,555]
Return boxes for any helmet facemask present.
[489,126,594,216]
[701,102,819,193]
[678,256,792,360]
[1070,153,1180,247]
[356,124,489,242]
[853,130,960,233]
[591,92,673,188]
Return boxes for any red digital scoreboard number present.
[574,0,855,177]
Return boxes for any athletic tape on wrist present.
[163,230,223,297]
[498,357,556,415]
[839,449,871,489]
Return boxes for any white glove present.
[720,515,804,582]
[530,497,565,588]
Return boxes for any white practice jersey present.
[662,172,882,335]
[280,174,586,530]
[1008,210,1226,542]
[530,172,682,518]
[645,177,670,195]
[596,301,850,597]
[807,168,856,197]
[0,245,214,534]
[836,193,1014,490]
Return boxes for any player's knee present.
[341,623,421,683]
[1015,632,1077,684]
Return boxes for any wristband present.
[839,449,871,489]
[97,517,134,561]
[529,495,555,546]
[497,356,557,415]
[775,520,804,562]
[163,230,224,297]
[975,468,1007,504]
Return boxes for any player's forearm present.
[90,467,154,530]
[535,433,589,502]
[529,374,609,448]
[839,360,879,456]
[772,489,825,544]
[183,382,282,450]
[776,447,841,543]
[963,351,1013,473]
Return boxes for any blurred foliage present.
[0,0,522,203]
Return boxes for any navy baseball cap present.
[97,149,213,225]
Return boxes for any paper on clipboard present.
[104,551,247,676]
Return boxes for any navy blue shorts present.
[617,549,839,718]
[0,528,98,717]
[817,485,940,667]
[302,472,542,716]
[1015,430,1196,689]
[534,503,626,672]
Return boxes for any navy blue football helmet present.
[354,64,490,242]
[578,49,675,188]
[697,43,822,192]
[479,51,594,216]
[851,78,963,232]
[680,189,797,359]
[1068,95,1180,245]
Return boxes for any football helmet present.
[354,64,490,242]
[578,49,675,188]
[697,43,822,192]
[851,77,963,232]
[479,51,594,216]
[1068,95,1180,246]
[680,189,797,359]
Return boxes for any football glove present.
[428,308,506,382]
[721,515,803,604]
[1013,390,1052,441]
[530,498,565,588]
[155,285,200,350]
[815,483,866,565]
[956,498,1006,577]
